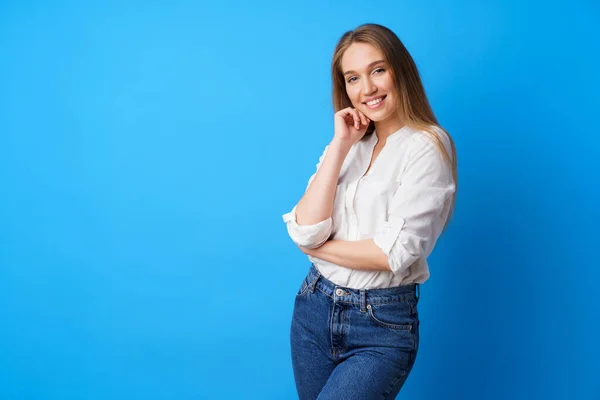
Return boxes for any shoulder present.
[404,125,453,160]
[407,125,450,146]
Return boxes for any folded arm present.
[301,135,456,274]
[282,139,351,249]
[299,239,391,271]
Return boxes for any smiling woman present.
[283,23,458,399]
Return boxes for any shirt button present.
[335,288,344,296]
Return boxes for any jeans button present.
[335,288,344,296]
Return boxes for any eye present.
[373,67,385,74]
[347,76,358,83]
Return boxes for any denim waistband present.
[304,263,419,308]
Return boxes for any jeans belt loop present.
[309,272,320,293]
[360,289,367,313]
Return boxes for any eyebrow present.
[343,60,386,76]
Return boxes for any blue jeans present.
[290,263,420,400]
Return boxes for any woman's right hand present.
[333,107,370,146]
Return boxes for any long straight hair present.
[331,23,458,231]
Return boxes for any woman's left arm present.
[300,134,456,274]
[299,239,391,271]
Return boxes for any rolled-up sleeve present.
[282,205,333,249]
[372,135,456,275]
[282,145,334,249]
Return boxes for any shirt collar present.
[372,125,412,143]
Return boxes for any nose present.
[361,77,377,96]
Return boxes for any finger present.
[337,108,354,125]
[336,107,353,117]
[349,109,360,130]
[357,110,368,126]
[342,112,354,126]
[341,108,357,129]
[337,108,361,130]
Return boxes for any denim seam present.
[364,298,416,305]
[342,305,349,352]
[316,286,334,299]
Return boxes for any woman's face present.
[341,42,398,123]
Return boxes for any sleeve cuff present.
[372,216,405,255]
[282,206,333,249]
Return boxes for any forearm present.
[296,139,351,225]
[301,239,391,272]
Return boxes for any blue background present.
[1,0,599,399]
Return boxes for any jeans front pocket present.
[366,300,417,331]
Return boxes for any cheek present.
[383,80,396,97]
[346,87,361,105]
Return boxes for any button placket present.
[345,181,360,240]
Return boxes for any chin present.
[363,109,393,122]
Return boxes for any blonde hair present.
[331,23,458,230]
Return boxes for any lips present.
[364,95,386,109]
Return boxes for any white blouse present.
[282,125,456,289]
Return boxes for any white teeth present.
[366,97,384,106]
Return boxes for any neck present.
[374,116,404,142]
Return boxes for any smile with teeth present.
[364,95,386,108]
